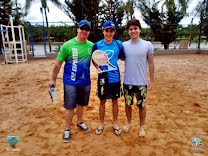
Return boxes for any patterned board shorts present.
[123,84,147,108]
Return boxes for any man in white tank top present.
[122,19,155,137]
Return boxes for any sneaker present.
[63,130,70,143]
[77,122,89,132]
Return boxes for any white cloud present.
[19,0,72,24]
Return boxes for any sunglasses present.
[80,26,90,32]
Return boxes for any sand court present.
[0,54,207,156]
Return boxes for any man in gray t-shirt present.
[122,19,155,137]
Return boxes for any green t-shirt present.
[57,37,93,86]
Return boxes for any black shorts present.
[97,73,122,100]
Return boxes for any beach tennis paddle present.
[92,50,117,72]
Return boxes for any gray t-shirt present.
[123,39,154,85]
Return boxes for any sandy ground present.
[0,54,207,156]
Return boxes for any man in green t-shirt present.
[49,20,93,142]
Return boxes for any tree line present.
[0,0,208,50]
[24,23,202,43]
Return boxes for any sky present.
[18,0,203,26]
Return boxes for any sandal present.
[113,127,121,136]
[95,127,104,135]
[77,122,89,132]
[123,124,132,133]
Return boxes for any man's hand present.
[49,79,56,88]
[96,67,103,74]
[147,81,153,90]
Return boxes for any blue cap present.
[103,20,115,30]
[78,20,91,29]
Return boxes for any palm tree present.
[25,0,62,52]
[136,0,190,49]
[124,0,135,22]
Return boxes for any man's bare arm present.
[49,60,63,87]
[147,54,154,90]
